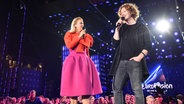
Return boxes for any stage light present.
[169,18,174,22]
[114,2,118,5]
[111,29,114,33]
[58,13,61,16]
[159,34,163,38]
[176,39,180,42]
[97,32,101,36]
[176,6,179,9]
[174,32,178,36]
[156,19,171,33]
[161,49,165,52]
[162,41,166,44]
[182,53,184,57]
[152,42,155,46]
[151,22,156,26]
[105,1,110,3]
[38,64,42,69]
[165,54,172,59]
[93,4,97,7]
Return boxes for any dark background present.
[0,0,184,98]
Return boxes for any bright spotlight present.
[176,39,180,42]
[161,49,165,52]
[174,32,178,36]
[156,19,171,33]
[110,29,114,33]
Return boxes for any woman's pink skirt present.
[60,50,102,96]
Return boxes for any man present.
[109,3,152,104]
[25,90,43,104]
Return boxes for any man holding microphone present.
[109,3,152,104]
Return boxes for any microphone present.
[116,17,125,27]
[83,27,86,31]
[82,27,86,38]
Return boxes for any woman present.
[60,17,102,104]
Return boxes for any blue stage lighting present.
[161,49,165,52]
[151,22,156,26]
[114,2,118,5]
[58,13,61,16]
[159,34,163,38]
[174,32,178,36]
[162,41,166,44]
[176,39,180,42]
[169,18,174,22]
[152,42,155,46]
[144,65,161,84]
[111,29,114,33]
[105,1,110,4]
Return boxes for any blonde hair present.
[69,17,83,33]
[146,95,155,101]
[118,3,140,21]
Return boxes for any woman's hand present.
[79,29,86,38]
